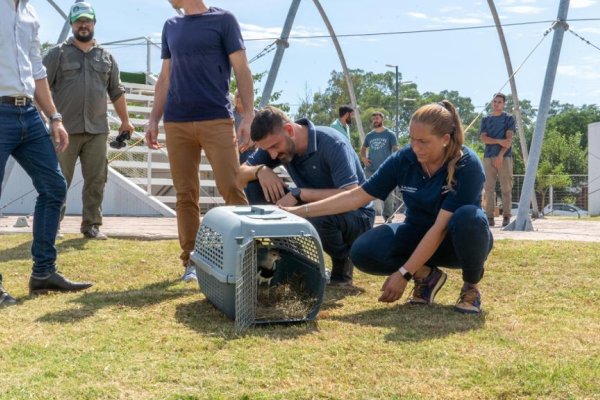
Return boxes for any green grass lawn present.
[1,235,599,399]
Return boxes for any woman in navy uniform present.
[284,100,492,314]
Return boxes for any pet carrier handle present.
[250,206,272,215]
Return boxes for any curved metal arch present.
[258,0,366,142]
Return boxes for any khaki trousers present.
[165,119,248,265]
[58,132,108,232]
[483,156,513,218]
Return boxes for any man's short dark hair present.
[338,105,353,118]
[251,106,291,142]
[494,93,507,102]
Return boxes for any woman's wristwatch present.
[398,266,413,281]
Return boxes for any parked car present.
[543,203,588,218]
[500,202,534,216]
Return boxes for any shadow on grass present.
[175,300,320,340]
[0,237,89,262]
[36,279,193,323]
[320,285,366,311]
[331,304,486,342]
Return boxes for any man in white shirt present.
[0,0,93,307]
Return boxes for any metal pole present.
[394,66,399,136]
[259,0,302,108]
[506,0,570,231]
[313,0,365,143]
[487,0,539,218]
[146,37,152,85]
[147,148,152,195]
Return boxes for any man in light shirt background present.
[0,0,93,307]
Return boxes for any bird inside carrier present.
[190,205,326,331]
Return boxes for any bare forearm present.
[112,95,130,124]
[300,186,354,203]
[33,78,58,117]
[149,74,168,124]
[238,163,260,186]
[303,187,372,217]
[403,225,448,274]
[479,133,502,145]
[231,52,255,119]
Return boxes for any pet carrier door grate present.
[190,206,326,331]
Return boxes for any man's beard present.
[346,117,352,125]
[277,136,296,164]
[373,121,383,128]
[74,30,94,42]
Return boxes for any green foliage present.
[120,71,146,84]
[536,161,572,210]
[297,70,476,143]
[295,70,596,178]
[40,41,55,56]
[546,103,600,148]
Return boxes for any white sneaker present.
[181,264,197,283]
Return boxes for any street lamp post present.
[385,64,399,136]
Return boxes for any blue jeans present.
[309,208,375,262]
[0,103,67,277]
[350,205,493,284]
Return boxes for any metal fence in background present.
[508,174,588,212]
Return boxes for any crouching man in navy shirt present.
[238,106,375,287]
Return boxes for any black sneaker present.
[0,275,17,307]
[502,217,510,227]
[487,217,495,227]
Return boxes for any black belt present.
[0,96,33,106]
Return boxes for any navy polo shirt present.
[362,145,485,227]
[247,118,372,212]
[161,7,245,122]
[480,112,516,158]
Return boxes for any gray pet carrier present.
[190,205,326,331]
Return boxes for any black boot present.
[29,272,93,296]
[0,274,17,307]
[329,258,353,287]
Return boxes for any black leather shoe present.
[1,277,17,307]
[29,272,93,296]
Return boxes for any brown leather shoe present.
[29,272,93,296]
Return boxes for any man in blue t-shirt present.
[479,93,515,227]
[238,107,375,287]
[360,111,398,222]
[145,0,255,282]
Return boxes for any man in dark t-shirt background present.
[146,0,255,282]
[479,93,515,227]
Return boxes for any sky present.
[32,0,600,115]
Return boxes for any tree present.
[297,70,473,150]
[546,103,600,148]
[420,90,479,149]
[536,161,572,211]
